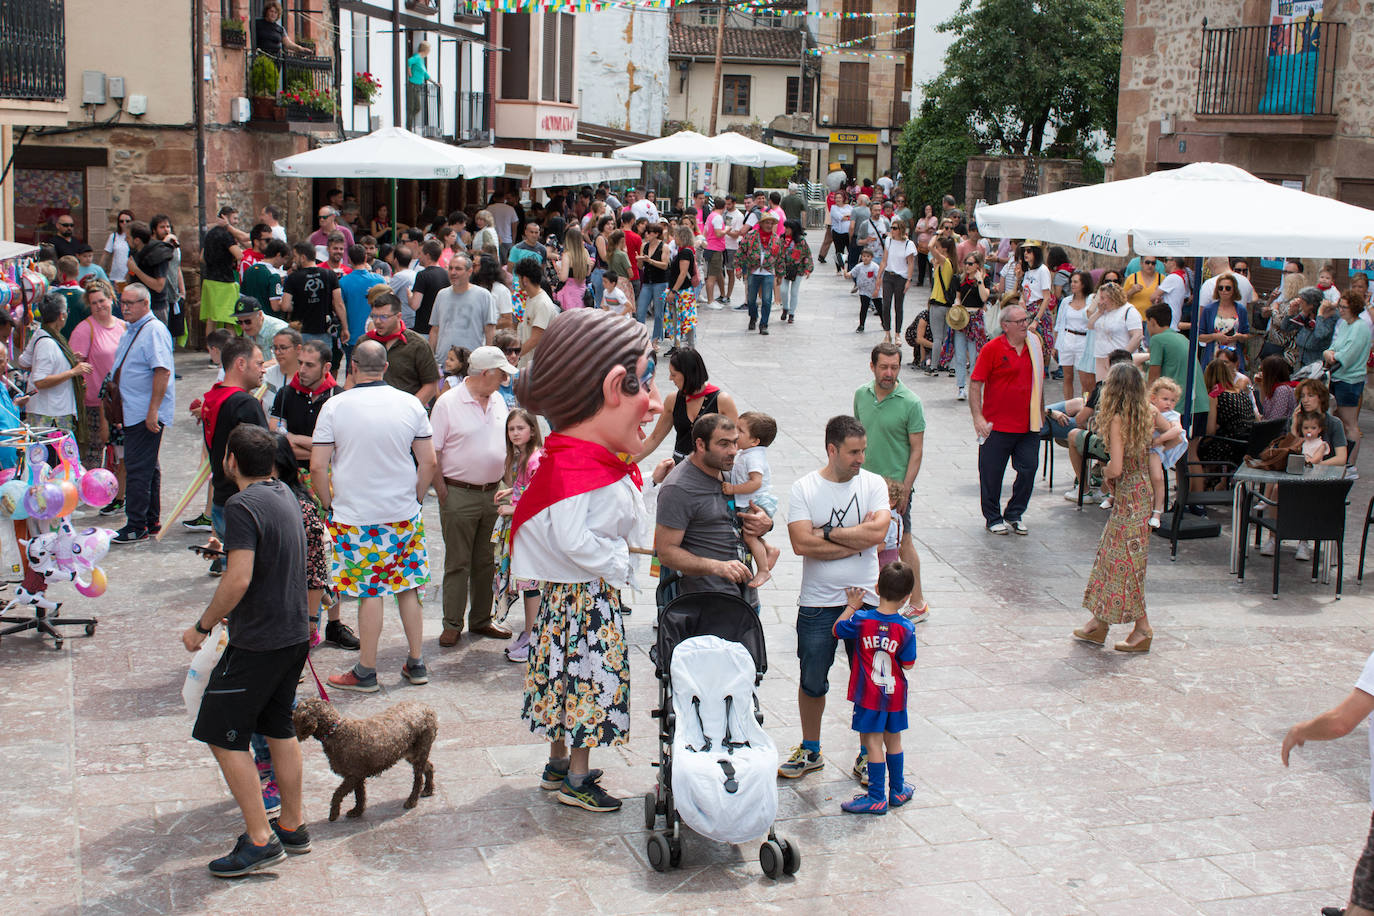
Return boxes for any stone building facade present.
[1115,0,1374,212]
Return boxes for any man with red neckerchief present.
[269,338,359,652]
[365,290,439,405]
[203,337,269,575]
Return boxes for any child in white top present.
[846,249,882,332]
[1146,377,1187,529]
[601,270,633,316]
[721,411,780,588]
[1300,410,1331,465]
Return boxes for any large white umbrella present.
[975,162,1374,260]
[272,125,504,180]
[708,131,798,168]
[612,130,718,163]
[480,148,642,188]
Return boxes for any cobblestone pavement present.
[4,240,1374,914]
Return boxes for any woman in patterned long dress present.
[1074,361,1155,653]
[511,308,662,813]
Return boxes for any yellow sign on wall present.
[829,131,879,145]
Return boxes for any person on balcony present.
[255,1,309,57]
[407,42,432,130]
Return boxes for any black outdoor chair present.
[1162,418,1288,559]
[1238,477,1353,599]
[1357,493,1374,584]
[1040,425,1056,490]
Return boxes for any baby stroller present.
[643,588,801,878]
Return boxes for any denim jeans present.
[123,420,163,532]
[928,303,950,367]
[780,276,803,316]
[589,267,605,307]
[747,273,774,326]
[796,604,865,697]
[637,281,667,340]
[953,330,979,388]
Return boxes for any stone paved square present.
[3,253,1372,914]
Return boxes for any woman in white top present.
[1088,281,1143,381]
[21,293,92,436]
[828,192,853,276]
[876,219,918,349]
[471,251,515,331]
[472,210,499,254]
[1020,243,1056,356]
[1054,269,1095,400]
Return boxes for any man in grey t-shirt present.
[428,252,496,360]
[654,413,772,607]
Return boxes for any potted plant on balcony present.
[353,71,381,108]
[283,88,337,123]
[221,16,247,49]
[249,53,281,121]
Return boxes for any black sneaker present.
[208,833,287,877]
[401,660,429,685]
[208,557,224,577]
[112,525,147,544]
[324,619,361,650]
[540,762,603,790]
[733,302,749,311]
[269,818,312,855]
[748,319,757,331]
[182,511,213,532]
[557,773,622,812]
[98,498,124,517]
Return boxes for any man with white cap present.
[431,345,518,648]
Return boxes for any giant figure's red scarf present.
[511,432,642,543]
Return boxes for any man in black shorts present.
[183,424,311,877]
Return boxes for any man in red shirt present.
[968,304,1042,535]
[618,211,642,299]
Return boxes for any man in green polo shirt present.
[852,341,929,623]
[241,239,289,319]
[1145,304,1209,426]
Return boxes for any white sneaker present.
[1064,487,1082,502]
[1345,466,1360,480]
[1099,496,1114,510]
[1259,536,1275,557]
[957,387,967,401]
[1295,540,1312,562]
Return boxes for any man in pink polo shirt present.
[431,346,516,647]
[703,196,729,307]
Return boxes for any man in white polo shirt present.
[430,346,516,648]
[312,340,437,693]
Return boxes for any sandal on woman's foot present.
[1099,496,1114,510]
[1114,629,1153,653]
[1148,509,1162,529]
[1072,624,1107,646]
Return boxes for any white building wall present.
[576,8,668,135]
[909,0,961,109]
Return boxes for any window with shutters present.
[502,13,530,100]
[722,75,750,115]
[840,0,872,48]
[786,76,814,116]
[558,12,574,103]
[541,12,557,101]
[539,12,575,103]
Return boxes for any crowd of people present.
[23,178,1374,889]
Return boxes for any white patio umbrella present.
[479,148,642,188]
[975,162,1374,260]
[271,125,505,180]
[611,130,718,163]
[708,131,799,168]
[974,161,1374,442]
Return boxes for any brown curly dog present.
[293,697,438,821]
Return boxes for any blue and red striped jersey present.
[834,609,917,712]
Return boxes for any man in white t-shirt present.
[486,193,519,251]
[778,415,891,780]
[1152,256,1191,329]
[312,340,437,693]
[1282,651,1374,916]
[1198,256,1256,307]
[876,171,894,199]
[630,191,660,225]
[722,196,746,306]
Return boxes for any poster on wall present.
[1263,0,1325,115]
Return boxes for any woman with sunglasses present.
[102,210,134,289]
[1075,269,1120,394]
[1198,272,1251,369]
[948,252,990,400]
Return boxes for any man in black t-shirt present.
[203,338,268,574]
[185,424,310,877]
[271,339,340,462]
[407,239,449,334]
[281,242,347,366]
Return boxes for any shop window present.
[722,75,750,115]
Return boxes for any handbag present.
[1246,432,1302,471]
[100,318,150,430]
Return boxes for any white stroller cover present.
[669,635,779,844]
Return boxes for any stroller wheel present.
[759,839,784,879]
[779,838,801,875]
[642,791,657,830]
[668,834,682,869]
[647,832,671,872]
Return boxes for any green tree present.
[899,0,1122,203]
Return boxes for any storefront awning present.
[483,148,643,188]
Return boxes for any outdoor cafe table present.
[1230,463,1346,575]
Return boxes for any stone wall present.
[965,156,1085,208]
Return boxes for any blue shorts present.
[852,706,909,734]
[1333,379,1365,408]
[796,604,860,698]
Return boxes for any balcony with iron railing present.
[1195,18,1343,135]
[457,90,491,143]
[0,0,65,103]
[833,98,871,128]
[246,49,337,126]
